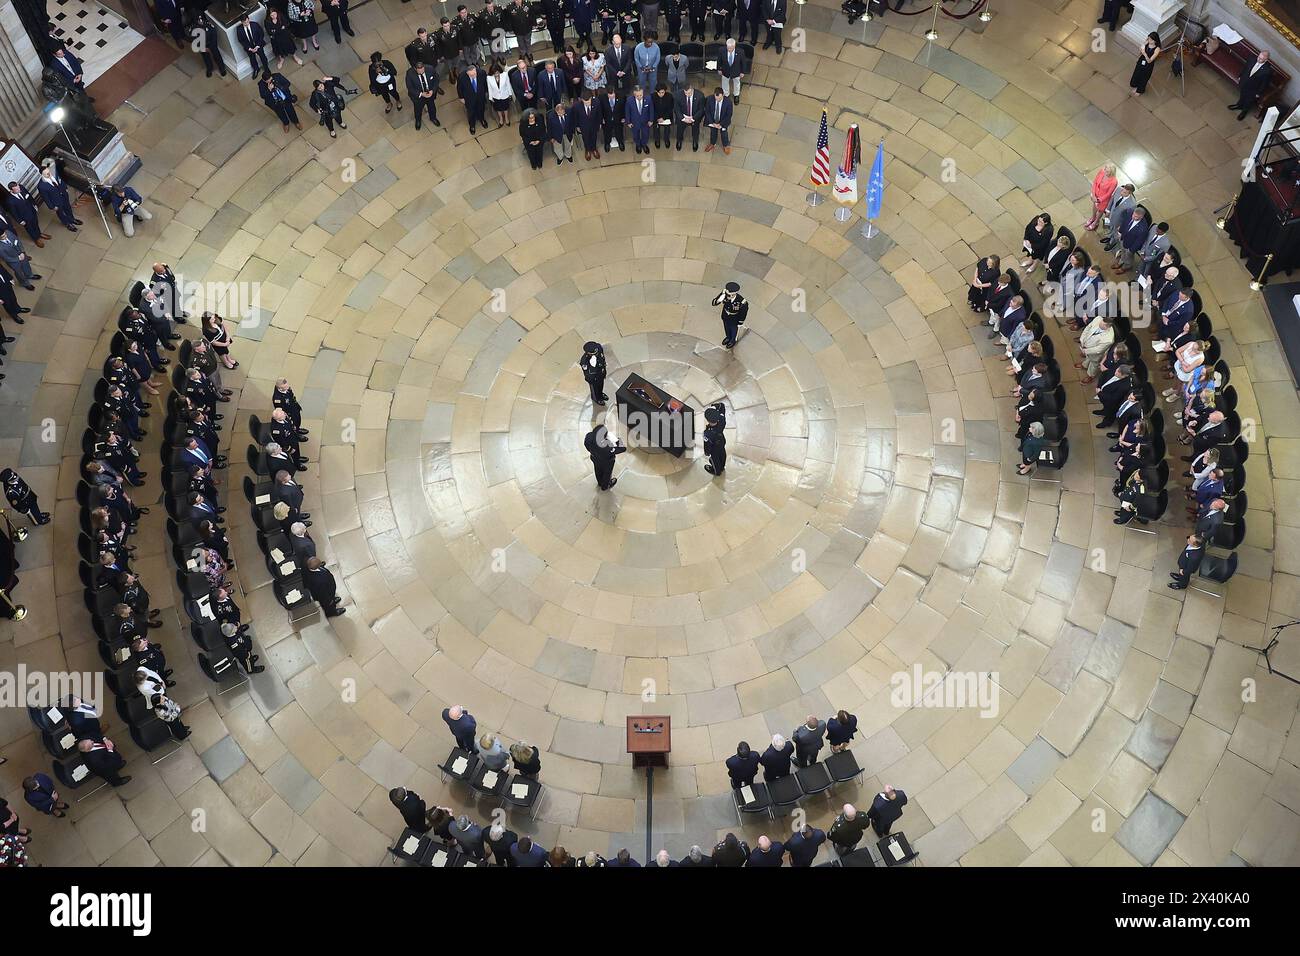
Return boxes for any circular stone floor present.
[1,0,1299,867]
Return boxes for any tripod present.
[1244,620,1300,686]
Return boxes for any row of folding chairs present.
[732,749,865,822]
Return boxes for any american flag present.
[810,108,831,187]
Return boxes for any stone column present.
[0,0,46,144]
[1122,0,1186,50]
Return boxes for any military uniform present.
[579,342,608,405]
[1,469,48,525]
[712,282,748,348]
[585,425,626,490]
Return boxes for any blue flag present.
[865,140,885,220]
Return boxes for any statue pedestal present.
[207,3,267,81]
[53,126,139,189]
[1121,0,1186,50]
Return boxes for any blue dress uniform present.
[711,281,747,347]
[1,469,48,525]
[579,341,607,404]
[663,0,682,40]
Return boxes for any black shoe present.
[1168,583,1185,590]
[1113,513,1134,525]
[29,274,41,281]
[704,464,716,474]
[1106,432,1119,439]
[415,121,422,130]
[73,219,84,225]
[112,776,133,787]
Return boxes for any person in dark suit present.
[389,786,430,832]
[762,0,786,52]
[579,340,607,403]
[677,844,714,867]
[1169,533,1204,590]
[2,469,49,525]
[486,823,519,865]
[747,835,784,867]
[198,19,227,77]
[792,714,826,767]
[725,741,760,788]
[49,46,87,93]
[237,16,271,76]
[827,709,857,751]
[601,85,626,151]
[673,84,702,151]
[536,60,566,109]
[547,100,575,163]
[712,0,735,38]
[686,0,707,39]
[5,182,48,247]
[711,832,748,867]
[574,91,604,159]
[735,0,761,42]
[1195,499,1227,542]
[866,784,907,836]
[36,166,81,231]
[711,280,747,347]
[510,835,548,867]
[606,847,640,867]
[288,521,316,564]
[323,0,354,42]
[705,86,733,153]
[1097,0,1123,32]
[272,470,306,515]
[1229,50,1273,121]
[624,84,653,153]
[65,697,104,739]
[785,825,826,866]
[702,406,726,475]
[585,423,626,490]
[0,262,22,330]
[510,57,539,111]
[1093,365,1132,427]
[457,64,489,132]
[154,0,187,47]
[450,815,486,858]
[259,71,304,131]
[606,34,633,92]
[77,737,130,786]
[406,61,442,130]
[304,557,345,616]
[442,704,478,751]
[759,734,794,781]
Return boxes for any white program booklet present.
[402,835,421,855]
[432,849,448,866]
[279,561,296,576]
[511,783,529,799]
[888,839,905,861]
[270,547,285,562]
[482,770,499,788]
[740,785,756,805]
[451,756,469,775]
[285,589,303,603]
[72,764,89,782]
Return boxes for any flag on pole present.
[865,140,885,221]
[810,108,832,187]
[833,123,861,206]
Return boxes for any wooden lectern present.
[626,715,671,768]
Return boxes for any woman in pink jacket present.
[1085,162,1118,231]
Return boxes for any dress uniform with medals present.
[1,469,49,526]
[580,341,608,405]
[712,281,748,348]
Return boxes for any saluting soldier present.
[585,424,626,490]
[1114,468,1148,526]
[711,281,748,349]
[579,341,608,405]
[1,469,49,526]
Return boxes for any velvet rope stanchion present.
[886,0,987,18]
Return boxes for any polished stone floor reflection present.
[0,0,1298,867]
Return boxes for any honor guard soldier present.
[222,621,266,674]
[1113,468,1148,525]
[712,281,748,349]
[585,424,626,490]
[702,405,726,475]
[580,341,608,405]
[1,469,49,526]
